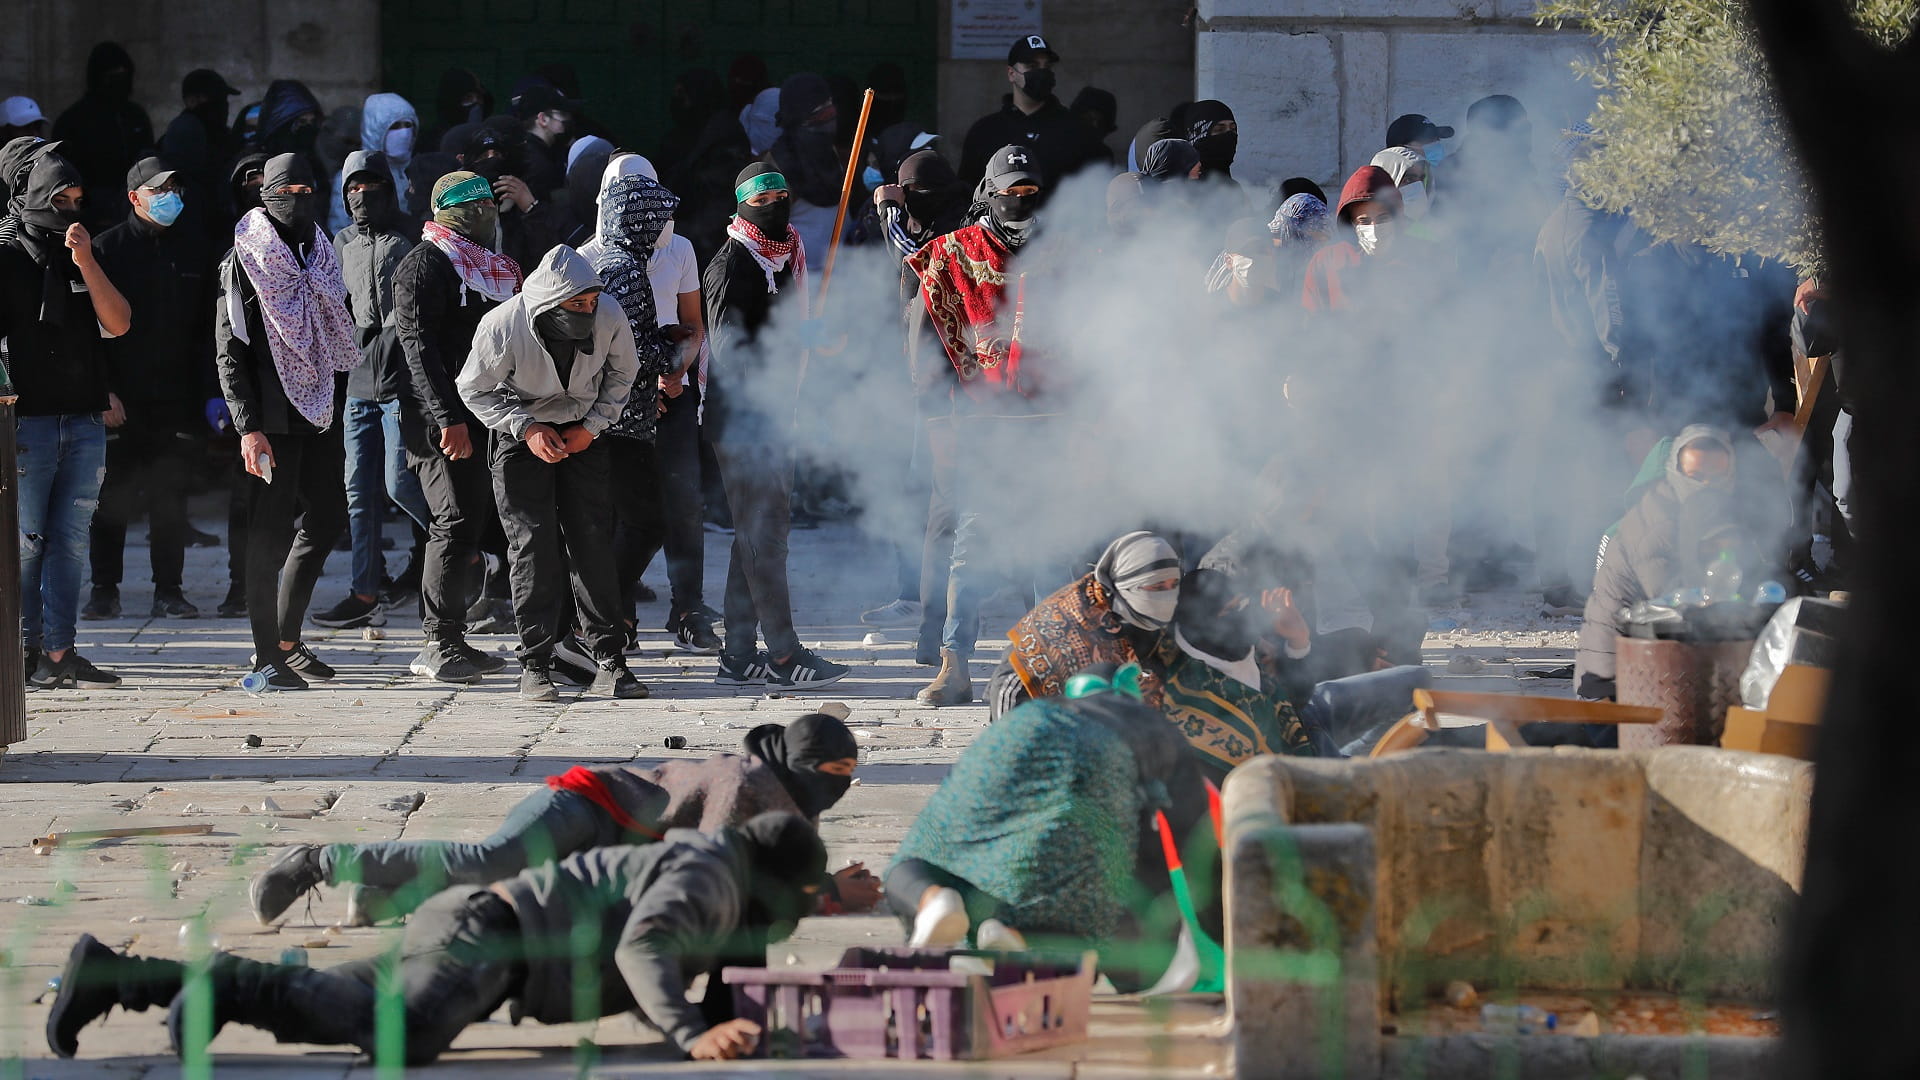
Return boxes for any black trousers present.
[655,385,707,622]
[609,437,668,621]
[491,434,626,660]
[405,422,491,642]
[713,441,800,659]
[90,422,196,590]
[242,428,347,657]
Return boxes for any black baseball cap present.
[984,144,1043,190]
[514,84,582,120]
[1008,34,1060,65]
[1386,113,1454,147]
[125,156,178,192]
[181,69,241,99]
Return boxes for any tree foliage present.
[1538,0,1916,272]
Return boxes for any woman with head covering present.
[991,532,1183,720]
[1267,192,1331,300]
[888,664,1205,974]
[1127,117,1176,173]
[1140,138,1202,184]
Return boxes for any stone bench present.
[1221,747,1812,1079]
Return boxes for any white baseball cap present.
[2,96,46,128]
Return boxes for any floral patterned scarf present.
[229,208,359,428]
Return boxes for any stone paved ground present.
[0,506,1578,1077]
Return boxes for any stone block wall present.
[1194,0,1600,192]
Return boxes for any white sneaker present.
[908,886,969,948]
[975,918,1027,952]
[861,599,923,627]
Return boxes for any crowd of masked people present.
[2,32,1845,720]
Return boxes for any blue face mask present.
[145,190,185,227]
[863,166,884,190]
[1424,144,1447,165]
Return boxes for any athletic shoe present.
[23,647,40,692]
[245,664,308,692]
[860,598,923,627]
[520,657,559,702]
[216,583,247,618]
[151,588,199,618]
[311,593,385,629]
[767,648,850,691]
[249,845,323,925]
[716,651,772,687]
[409,641,484,684]
[80,588,120,620]
[672,611,722,655]
[187,526,222,548]
[281,643,337,681]
[1541,584,1586,616]
[550,636,598,687]
[30,651,122,690]
[451,639,508,675]
[466,596,516,635]
[591,654,649,699]
[908,887,969,948]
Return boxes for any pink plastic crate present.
[722,947,1093,1060]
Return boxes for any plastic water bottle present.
[1480,1003,1557,1033]
[1753,580,1787,606]
[1702,549,1744,604]
[239,670,272,694]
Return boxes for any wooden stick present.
[32,823,214,854]
[816,88,875,311]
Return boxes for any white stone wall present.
[1194,0,1600,193]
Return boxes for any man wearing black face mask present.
[958,35,1093,192]
[52,42,154,231]
[214,153,361,691]
[159,69,242,233]
[0,151,132,690]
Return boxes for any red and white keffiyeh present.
[421,220,523,304]
[723,216,809,313]
[229,209,360,429]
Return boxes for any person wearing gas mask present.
[51,42,154,231]
[701,163,853,692]
[387,172,523,684]
[213,153,360,691]
[0,151,131,689]
[456,245,646,702]
[87,157,219,624]
[959,35,1094,191]
[325,93,419,234]
[458,117,565,270]
[51,813,827,1065]
[309,151,433,634]
[907,145,1052,706]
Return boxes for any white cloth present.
[649,232,702,389]
[1174,628,1263,692]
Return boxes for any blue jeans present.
[16,413,107,652]
[342,397,431,597]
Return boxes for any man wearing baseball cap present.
[958,35,1097,191]
[160,70,243,230]
[513,83,580,201]
[1385,113,1455,159]
[1,96,48,143]
[88,157,219,621]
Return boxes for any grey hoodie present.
[456,245,638,439]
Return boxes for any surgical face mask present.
[863,165,884,190]
[143,189,184,227]
[1424,144,1446,165]
[1399,181,1427,220]
[1019,67,1056,101]
[653,219,675,250]
[384,126,415,161]
[535,304,597,343]
[1354,218,1393,256]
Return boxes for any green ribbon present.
[1064,662,1145,702]
[734,171,789,204]
[433,174,494,211]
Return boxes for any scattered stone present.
[109,798,137,810]
[1446,651,1485,674]
[226,708,239,716]
[95,854,114,863]
[1444,981,1478,1009]
[244,734,263,748]
[1569,1011,1602,1037]
[351,699,365,707]
[817,702,851,721]
[303,938,332,949]
[258,797,281,812]
[862,632,887,647]
[127,915,146,923]
[363,627,384,641]
[765,692,785,700]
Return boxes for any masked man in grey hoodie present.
[457,245,645,701]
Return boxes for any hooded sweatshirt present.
[0,153,114,416]
[456,244,638,439]
[328,93,418,232]
[594,173,681,443]
[334,149,416,402]
[52,43,154,230]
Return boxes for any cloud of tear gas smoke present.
[715,60,1796,618]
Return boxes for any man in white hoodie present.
[457,245,646,701]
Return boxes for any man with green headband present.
[389,170,523,683]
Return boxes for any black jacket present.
[0,240,113,417]
[391,241,500,435]
[959,95,1096,189]
[334,222,416,403]
[213,248,334,436]
[93,210,219,428]
[701,237,795,444]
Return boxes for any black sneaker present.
[80,588,120,620]
[23,647,41,692]
[251,643,337,682]
[767,648,850,691]
[550,636,598,687]
[466,596,516,635]
[245,663,309,692]
[30,650,122,690]
[410,641,484,684]
[311,593,386,629]
[151,588,199,619]
[188,525,222,548]
[591,654,649,699]
[249,844,324,925]
[715,651,772,687]
[217,583,247,618]
[520,657,559,702]
[452,639,508,675]
[672,611,722,655]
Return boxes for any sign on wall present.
[951,0,1043,60]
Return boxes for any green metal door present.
[381,0,938,155]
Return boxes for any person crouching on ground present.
[455,244,645,702]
